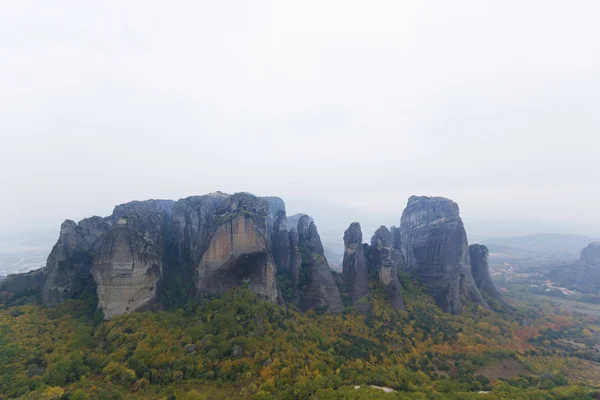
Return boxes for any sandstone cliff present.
[399,196,489,314]
[370,226,406,311]
[297,216,343,313]
[92,210,165,318]
[196,193,279,303]
[342,223,370,313]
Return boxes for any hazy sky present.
[1,1,599,234]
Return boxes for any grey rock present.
[184,343,197,354]
[261,196,286,238]
[92,210,164,319]
[111,199,175,220]
[469,244,510,310]
[0,268,45,297]
[370,226,406,311]
[271,210,292,277]
[287,213,313,231]
[297,216,343,313]
[342,223,370,313]
[232,344,244,358]
[288,229,301,303]
[42,217,110,304]
[399,196,490,314]
[197,193,279,303]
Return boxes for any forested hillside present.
[1,274,597,399]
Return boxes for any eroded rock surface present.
[92,210,164,318]
[42,217,110,304]
[469,244,509,310]
[399,196,489,314]
[342,223,370,313]
[197,193,279,303]
[370,226,405,311]
[297,216,343,313]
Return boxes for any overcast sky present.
[1,1,599,235]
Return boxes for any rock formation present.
[297,216,344,313]
[271,211,292,276]
[196,193,279,303]
[548,242,600,293]
[42,217,110,304]
[469,244,509,310]
[288,228,302,303]
[92,210,165,318]
[111,199,175,220]
[263,196,286,238]
[581,242,600,265]
[399,196,489,314]
[0,269,45,296]
[342,223,370,313]
[287,213,313,231]
[370,226,406,311]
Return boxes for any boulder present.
[370,226,405,311]
[342,223,370,313]
[297,216,343,313]
[399,196,489,314]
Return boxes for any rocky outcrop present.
[111,199,175,220]
[92,210,165,318]
[469,244,509,310]
[287,214,313,231]
[197,193,279,303]
[262,196,286,238]
[271,211,292,274]
[0,269,45,296]
[581,243,600,265]
[297,216,343,313]
[288,229,302,303]
[342,223,370,313]
[399,196,489,314]
[547,242,600,294]
[370,226,405,311]
[42,217,110,304]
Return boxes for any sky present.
[1,1,599,236]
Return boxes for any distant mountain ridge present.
[481,233,598,259]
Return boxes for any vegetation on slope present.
[0,274,598,399]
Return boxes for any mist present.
[1,1,599,236]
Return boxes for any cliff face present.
[370,226,406,311]
[342,223,370,313]
[197,193,279,303]
[297,216,344,313]
[400,196,489,314]
[469,244,509,310]
[41,217,110,304]
[92,210,165,318]
[0,269,45,296]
